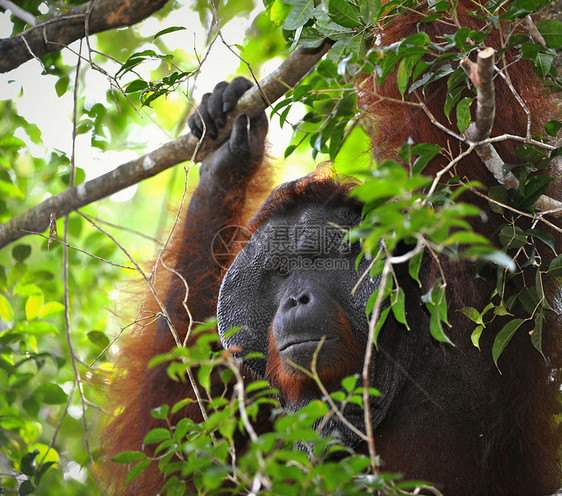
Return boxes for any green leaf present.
[412,143,442,174]
[283,0,314,30]
[0,179,24,199]
[522,176,553,207]
[34,383,68,405]
[469,28,489,43]
[454,27,470,49]
[456,97,473,133]
[471,325,484,350]
[171,398,193,415]
[15,321,59,335]
[151,404,169,420]
[174,417,192,442]
[397,56,416,96]
[548,254,562,277]
[246,380,271,393]
[519,286,541,315]
[429,307,452,344]
[55,76,70,97]
[493,301,512,317]
[144,428,171,445]
[0,293,14,321]
[112,451,147,464]
[12,244,31,262]
[38,301,65,318]
[525,228,556,254]
[341,375,358,392]
[270,0,292,25]
[499,225,527,250]
[76,119,94,135]
[408,250,423,287]
[21,450,39,476]
[516,143,548,163]
[531,310,544,357]
[445,231,489,245]
[25,292,44,321]
[18,479,35,496]
[545,120,562,137]
[327,0,360,28]
[126,458,151,484]
[444,85,464,121]
[428,0,450,12]
[359,0,381,24]
[124,79,148,93]
[461,306,483,325]
[153,26,187,40]
[37,461,56,482]
[373,306,391,345]
[391,287,409,329]
[535,19,562,49]
[492,318,524,370]
[0,135,26,148]
[87,330,110,349]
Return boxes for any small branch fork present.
[460,47,562,214]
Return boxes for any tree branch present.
[461,48,520,188]
[462,47,495,142]
[461,47,562,216]
[0,40,332,250]
[0,0,169,73]
[524,15,546,47]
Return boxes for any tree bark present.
[0,0,169,73]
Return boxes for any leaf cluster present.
[113,328,431,495]
[276,0,562,363]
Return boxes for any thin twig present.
[16,230,136,269]
[84,214,162,245]
[363,256,392,472]
[78,212,181,347]
[63,43,94,465]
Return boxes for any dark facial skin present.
[218,202,378,408]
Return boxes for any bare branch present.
[0,41,331,250]
[0,0,169,73]
[524,15,546,47]
[461,48,519,189]
[462,47,496,142]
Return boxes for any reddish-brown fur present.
[100,2,561,494]
[359,2,561,494]
[360,1,558,182]
[99,155,274,494]
[99,167,359,494]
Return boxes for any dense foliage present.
[0,0,560,494]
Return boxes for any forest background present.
[0,0,561,494]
